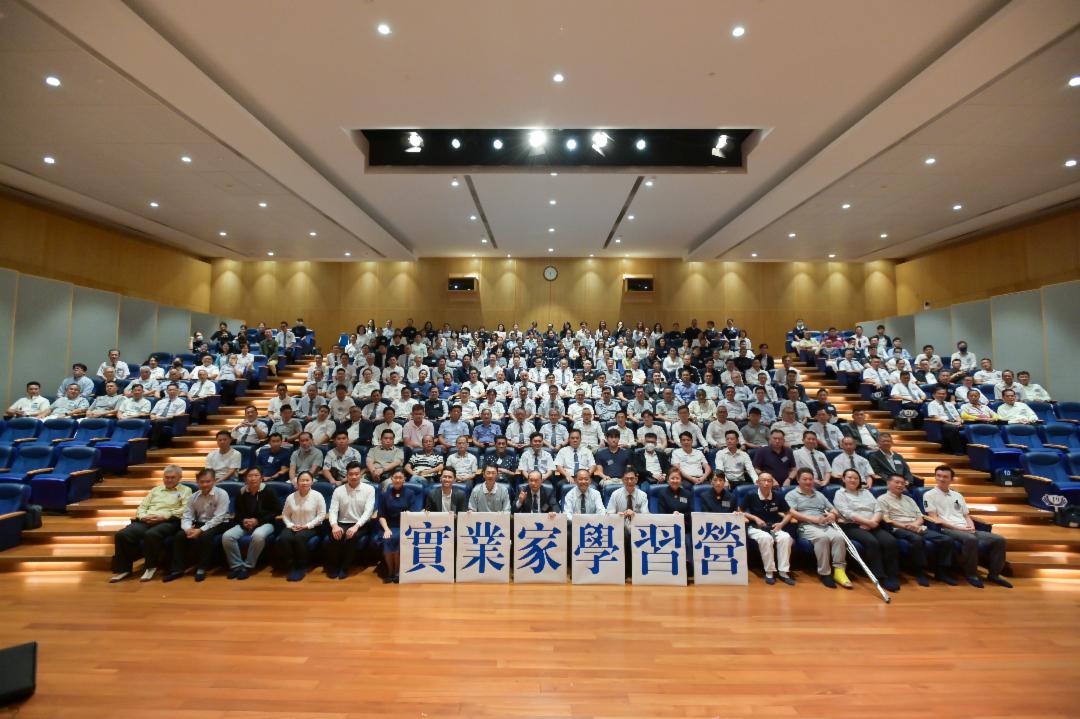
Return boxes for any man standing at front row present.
[109,465,190,583]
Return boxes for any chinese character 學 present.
[462,520,507,573]
[693,520,744,576]
[633,522,683,575]
[574,521,619,574]
[405,521,453,573]
[516,521,562,574]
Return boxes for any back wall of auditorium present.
[0,192,1077,400]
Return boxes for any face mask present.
[645,442,656,452]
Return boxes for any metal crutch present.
[830,523,891,604]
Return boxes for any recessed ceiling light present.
[548,227,555,233]
[549,199,556,205]
[471,254,476,257]
[258,201,268,208]
[309,231,318,237]
[344,252,351,257]
[451,138,461,149]
[589,254,594,257]
[828,253,836,259]
[42,155,55,165]
[267,251,274,257]
[841,203,851,210]
[451,177,460,187]
[492,139,503,150]
[732,25,746,38]
[627,215,635,220]
[952,204,963,211]
[506,254,511,258]
[149,201,159,208]
[635,139,647,150]
[469,214,477,221]
[644,178,654,187]
[1065,159,1077,168]
[924,157,936,165]
[565,138,577,151]
[528,130,547,148]
[614,237,622,244]
[1069,76,1080,87]
[880,233,888,239]
[750,253,758,258]
[550,172,558,176]
[548,247,554,252]
[376,23,391,35]
[480,238,488,243]
[44,75,61,87]
[788,232,796,238]
[552,73,564,83]
[218,231,227,237]
[180,155,192,163]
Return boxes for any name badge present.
[678,497,688,504]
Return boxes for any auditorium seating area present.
[2,317,1076,581]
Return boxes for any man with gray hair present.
[109,465,190,583]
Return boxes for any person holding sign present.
[563,469,607,520]
[739,472,795,585]
[515,471,558,515]
[425,468,468,513]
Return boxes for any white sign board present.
[512,513,567,583]
[630,514,688,586]
[399,511,455,584]
[456,512,511,583]
[690,512,749,585]
[571,513,625,585]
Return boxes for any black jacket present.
[632,449,671,484]
[514,485,559,513]
[233,488,281,527]
[424,486,468,512]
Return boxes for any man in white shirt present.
[770,406,807,448]
[541,409,570,450]
[574,407,605,451]
[324,462,375,579]
[705,406,740,448]
[1016,371,1051,402]
[923,465,1011,588]
[653,388,680,424]
[508,386,537,421]
[6,381,52,418]
[993,370,1026,401]
[862,357,892,392]
[562,469,607,519]
[327,384,356,424]
[973,358,1001,386]
[49,383,89,419]
[116,384,151,419]
[371,406,403,446]
[149,383,188,447]
[996,389,1039,424]
[807,408,843,451]
[950,341,977,373]
[669,405,707,449]
[830,436,875,486]
[517,432,555,486]
[837,350,863,375]
[504,407,537,451]
[96,349,131,380]
[718,387,747,422]
[714,429,757,486]
[205,431,242,483]
[793,431,831,487]
[445,435,480,484]
[626,387,652,424]
[56,363,95,400]
[914,345,943,372]
[670,431,711,485]
[305,405,338,446]
[954,376,989,407]
[554,429,597,484]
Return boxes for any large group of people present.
[94,317,1024,590]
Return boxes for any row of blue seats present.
[960,423,1080,475]
[1018,451,1080,511]
[0,445,99,510]
[0,417,151,474]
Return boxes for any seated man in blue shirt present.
[471,408,503,450]
[594,429,633,489]
[256,433,293,482]
[697,472,737,513]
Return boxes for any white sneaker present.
[139,568,157,582]
[109,571,130,583]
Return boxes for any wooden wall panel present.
[895,207,1080,314]
[0,194,211,311]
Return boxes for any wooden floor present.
[2,570,1079,718]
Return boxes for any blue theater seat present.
[0,418,41,450]
[0,484,31,551]
[91,418,150,473]
[29,446,100,511]
[0,445,53,485]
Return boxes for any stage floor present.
[1,570,1078,718]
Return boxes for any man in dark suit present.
[841,409,881,451]
[424,469,468,512]
[514,470,559,514]
[631,436,671,485]
[866,432,921,487]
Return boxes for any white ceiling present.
[1,0,1078,261]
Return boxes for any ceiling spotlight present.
[451,177,460,187]
[565,138,578,151]
[711,134,729,158]
[44,75,61,87]
[42,155,56,165]
[1065,159,1077,168]
[309,231,318,237]
[880,233,888,238]
[589,254,594,258]
[732,25,746,38]
[549,199,557,205]
[471,254,476,257]
[528,130,548,153]
[548,227,555,233]
[451,138,461,149]
[492,139,503,150]
[552,73,565,83]
[750,253,758,258]
[267,251,274,256]
[635,139,647,151]
[376,23,391,35]
[550,172,558,177]
[1069,76,1080,87]
[218,231,228,237]
[591,131,611,155]
[480,238,488,243]
[506,254,511,258]
[788,233,796,238]
[469,214,477,221]
[258,201,268,208]
[149,201,159,208]
[828,253,836,259]
[644,178,655,187]
[548,247,554,252]
[406,131,423,153]
[841,203,851,210]
[180,155,192,163]
[924,157,936,165]
[627,215,635,221]
[614,237,622,244]
[344,252,351,257]
[952,204,963,211]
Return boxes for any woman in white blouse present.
[277,471,327,582]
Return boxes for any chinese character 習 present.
[405,521,453,573]
[574,522,619,574]
[516,521,562,574]
[693,521,744,576]
[461,520,507,573]
[633,522,683,575]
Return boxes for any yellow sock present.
[833,567,852,587]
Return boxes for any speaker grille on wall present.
[447,277,478,292]
[624,277,654,293]
[0,641,37,707]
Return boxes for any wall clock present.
[543,265,558,281]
